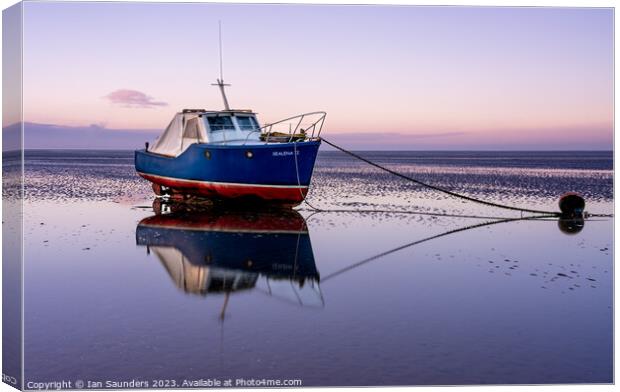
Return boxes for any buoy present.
[557,215,585,235]
[558,192,585,216]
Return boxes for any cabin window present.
[183,117,202,139]
[207,116,235,131]
[236,116,259,131]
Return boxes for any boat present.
[134,77,326,206]
[135,204,322,313]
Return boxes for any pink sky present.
[16,3,614,149]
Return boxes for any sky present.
[11,2,615,149]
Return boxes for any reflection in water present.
[138,201,589,301]
[321,213,573,283]
[557,214,585,235]
[136,204,322,315]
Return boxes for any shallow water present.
[17,150,613,386]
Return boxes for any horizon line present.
[5,148,614,153]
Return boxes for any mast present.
[213,79,231,111]
[211,20,231,110]
[219,291,230,321]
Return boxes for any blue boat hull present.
[134,141,321,205]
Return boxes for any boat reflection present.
[136,203,322,314]
[136,201,587,314]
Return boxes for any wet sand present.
[18,150,612,386]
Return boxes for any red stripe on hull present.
[139,173,308,204]
[139,211,308,233]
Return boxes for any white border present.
[0,2,616,392]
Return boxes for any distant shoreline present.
[3,148,614,153]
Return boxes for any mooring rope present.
[319,137,561,216]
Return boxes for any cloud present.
[88,122,107,129]
[104,89,168,108]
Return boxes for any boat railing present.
[242,111,326,145]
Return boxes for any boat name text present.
[272,151,299,157]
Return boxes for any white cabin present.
[147,109,263,157]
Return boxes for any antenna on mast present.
[212,20,231,110]
[218,20,224,81]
